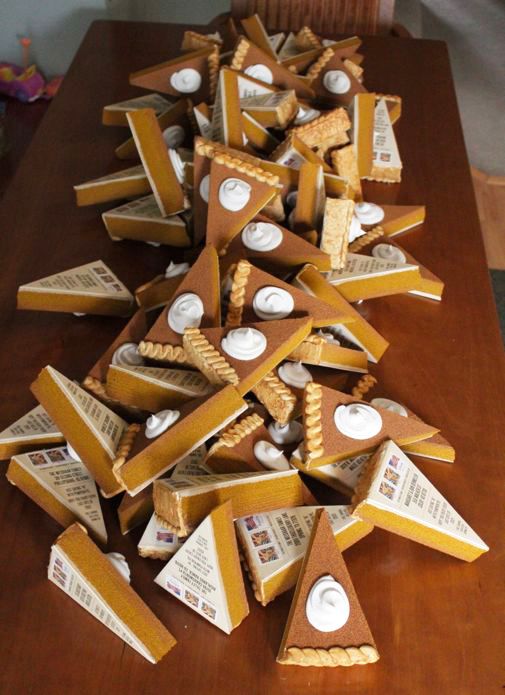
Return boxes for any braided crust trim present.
[194,138,259,168]
[351,441,385,507]
[213,151,279,186]
[230,36,250,72]
[182,327,239,385]
[304,382,324,462]
[239,551,268,605]
[226,259,252,327]
[253,372,297,426]
[351,374,377,399]
[295,26,322,51]
[348,227,384,253]
[82,375,109,400]
[208,412,264,457]
[207,46,220,101]
[112,423,142,485]
[279,644,379,666]
[154,512,181,534]
[306,47,335,81]
[138,340,189,364]
[288,335,324,363]
[138,547,174,561]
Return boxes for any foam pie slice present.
[18,260,134,317]
[102,93,171,126]
[211,67,245,149]
[352,440,488,561]
[306,48,367,107]
[364,98,402,183]
[204,411,271,473]
[73,165,149,206]
[139,244,221,364]
[237,505,373,606]
[299,383,438,470]
[0,404,63,460]
[154,500,249,634]
[351,203,426,238]
[138,513,182,561]
[49,523,176,663]
[7,445,107,544]
[277,508,379,666]
[240,13,278,59]
[31,366,128,497]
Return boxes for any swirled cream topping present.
[334,403,382,439]
[317,330,341,346]
[241,221,283,252]
[278,362,313,389]
[66,442,80,461]
[111,342,145,367]
[372,244,407,264]
[349,215,365,243]
[244,64,274,84]
[219,178,251,211]
[199,174,210,202]
[170,68,202,94]
[163,125,185,148]
[371,397,408,417]
[294,105,321,125]
[268,420,303,445]
[221,327,267,360]
[168,147,185,184]
[306,575,350,632]
[107,552,131,584]
[253,440,290,470]
[145,409,180,439]
[354,202,384,225]
[252,286,294,320]
[165,261,190,278]
[323,70,351,94]
[167,293,204,334]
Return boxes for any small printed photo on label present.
[257,545,279,564]
[251,529,272,548]
[243,514,265,532]
[165,575,182,597]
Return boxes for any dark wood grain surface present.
[0,20,504,695]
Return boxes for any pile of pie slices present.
[6,14,488,669]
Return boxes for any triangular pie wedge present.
[230,37,315,99]
[0,404,63,460]
[350,203,426,239]
[183,317,312,397]
[134,268,187,313]
[102,93,171,126]
[138,513,182,560]
[291,108,351,159]
[154,500,249,634]
[298,383,438,470]
[236,504,373,605]
[240,90,298,129]
[225,260,351,328]
[402,432,455,462]
[211,67,245,149]
[204,411,271,473]
[31,366,128,497]
[277,508,379,666]
[306,48,367,107]
[112,385,248,496]
[49,523,176,663]
[205,156,279,252]
[126,108,185,217]
[139,245,221,364]
[352,440,488,561]
[240,13,279,59]
[292,162,326,235]
[129,45,219,104]
[7,445,107,544]
[363,97,402,183]
[73,165,149,206]
[17,260,134,317]
[350,93,375,178]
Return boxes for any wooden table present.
[0,20,504,695]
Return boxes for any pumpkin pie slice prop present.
[130,45,219,104]
[352,440,488,561]
[154,500,249,634]
[17,260,134,317]
[211,67,246,150]
[291,108,351,159]
[291,163,326,236]
[320,198,354,270]
[236,504,372,606]
[299,383,438,470]
[102,93,171,127]
[240,13,278,60]
[277,508,379,666]
[0,404,63,460]
[138,512,182,561]
[230,37,315,100]
[225,260,350,329]
[7,445,107,544]
[363,97,402,182]
[307,47,367,107]
[350,201,426,238]
[134,261,188,312]
[49,523,176,663]
[139,245,220,364]
[74,165,149,206]
[112,385,247,496]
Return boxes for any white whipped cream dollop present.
[354,202,384,225]
[306,575,350,632]
[253,286,294,320]
[286,191,298,208]
[66,442,80,461]
[170,68,202,94]
[167,293,204,334]
[168,148,186,184]
[221,327,267,361]
[253,440,291,470]
[372,244,407,264]
[165,261,190,278]
[268,420,303,445]
[334,403,383,439]
[111,342,145,368]
[371,397,408,418]
[295,105,321,125]
[199,174,210,202]
[163,125,185,148]
[219,178,251,211]
[318,330,340,346]
[323,70,351,94]
[107,552,131,584]
[241,221,283,252]
[145,409,180,439]
[278,362,313,390]
[244,64,274,84]
[349,215,365,243]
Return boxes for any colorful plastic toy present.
[0,63,45,102]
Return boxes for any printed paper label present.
[49,546,152,661]
[115,365,212,396]
[314,454,372,493]
[22,261,132,299]
[237,75,274,99]
[277,32,300,60]
[106,195,182,222]
[164,470,296,495]
[138,513,182,557]
[236,506,358,583]
[171,444,210,480]
[240,91,289,111]
[106,93,169,115]
[79,165,145,185]
[193,107,213,138]
[274,146,306,169]
[366,441,487,549]
[268,32,285,53]
[49,368,127,458]
[0,404,61,443]
[325,253,414,282]
[210,72,226,144]
[372,98,401,169]
[14,446,106,542]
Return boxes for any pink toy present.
[0,63,46,102]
